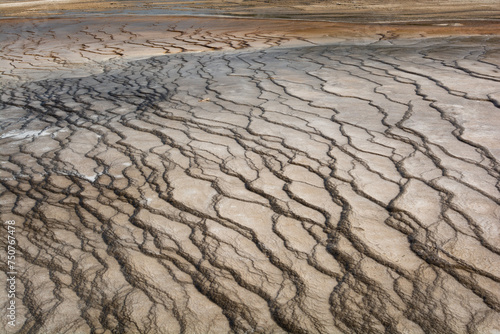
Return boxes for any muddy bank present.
[1,31,500,333]
[1,16,500,84]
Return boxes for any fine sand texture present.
[1,15,500,334]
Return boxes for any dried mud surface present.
[1,17,500,334]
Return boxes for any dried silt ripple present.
[1,36,500,334]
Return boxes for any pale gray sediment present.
[0,28,500,334]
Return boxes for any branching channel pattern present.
[1,36,500,334]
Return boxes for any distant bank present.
[1,0,500,23]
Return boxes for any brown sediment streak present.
[1,17,500,83]
[0,17,500,334]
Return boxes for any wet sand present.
[1,7,500,334]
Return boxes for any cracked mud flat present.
[1,17,500,334]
